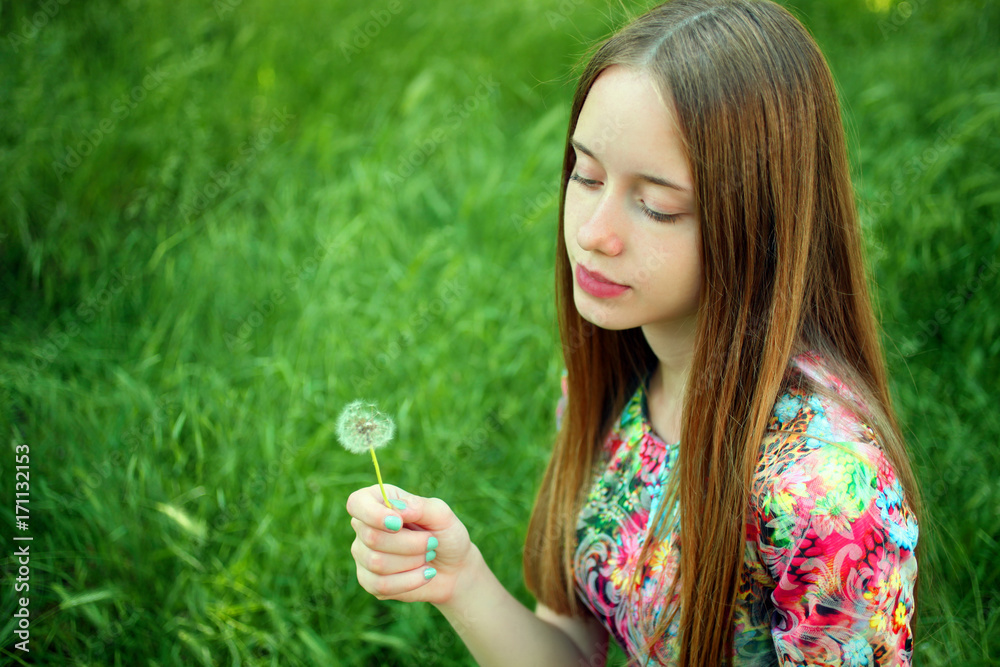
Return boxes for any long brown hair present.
[523,0,921,664]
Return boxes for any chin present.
[573,294,635,331]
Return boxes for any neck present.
[641,317,697,396]
[640,317,697,441]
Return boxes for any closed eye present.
[640,201,681,223]
[569,172,600,189]
[571,170,681,223]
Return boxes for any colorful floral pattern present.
[565,351,919,665]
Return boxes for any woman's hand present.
[348,484,606,667]
[346,484,475,606]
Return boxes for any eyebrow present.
[571,138,690,193]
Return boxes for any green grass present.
[1,0,998,664]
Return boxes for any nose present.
[576,192,625,257]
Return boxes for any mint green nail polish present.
[424,567,437,580]
[384,515,402,532]
[427,536,439,551]
[389,499,407,510]
[426,550,437,562]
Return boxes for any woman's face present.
[563,65,702,335]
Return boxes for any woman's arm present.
[347,484,609,666]
[435,546,609,666]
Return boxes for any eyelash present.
[569,172,681,224]
[569,172,599,188]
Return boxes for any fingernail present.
[389,499,407,510]
[425,550,437,563]
[427,536,439,550]
[423,567,437,580]
[384,516,402,532]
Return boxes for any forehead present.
[574,65,692,187]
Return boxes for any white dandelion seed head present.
[336,400,395,454]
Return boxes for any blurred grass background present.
[0,0,997,665]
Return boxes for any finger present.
[346,484,410,534]
[351,536,437,575]
[350,518,436,556]
[355,561,438,600]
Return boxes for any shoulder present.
[757,351,885,471]
[750,351,918,552]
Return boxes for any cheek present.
[647,238,702,299]
[562,193,584,245]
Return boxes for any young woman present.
[346,0,921,664]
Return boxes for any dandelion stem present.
[370,446,391,508]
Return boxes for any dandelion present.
[336,400,395,508]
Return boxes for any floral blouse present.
[561,351,919,666]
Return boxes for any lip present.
[575,264,630,298]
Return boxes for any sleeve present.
[753,436,919,666]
